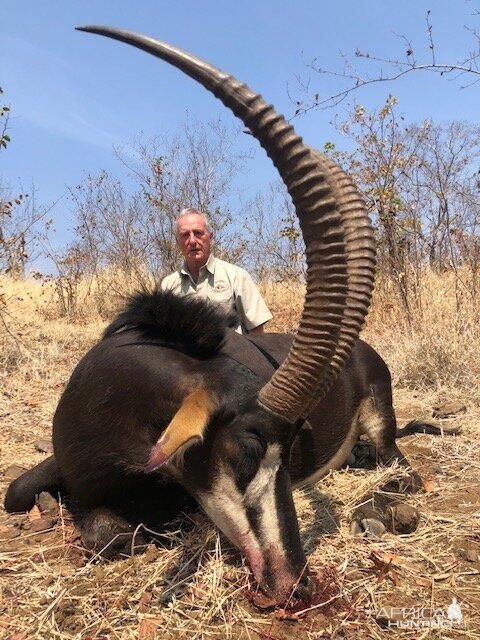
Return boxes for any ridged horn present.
[76,26,376,423]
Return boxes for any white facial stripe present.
[197,443,296,591]
[197,445,282,544]
[198,468,253,543]
[244,443,281,506]
[197,444,283,559]
[197,468,265,579]
[245,444,282,549]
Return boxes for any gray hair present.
[177,208,212,233]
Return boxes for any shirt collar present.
[205,253,216,274]
[180,253,216,277]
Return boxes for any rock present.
[457,540,479,563]
[389,503,420,534]
[36,491,60,514]
[432,402,466,419]
[34,438,54,454]
[3,464,28,481]
[29,515,56,533]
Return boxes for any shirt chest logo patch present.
[214,282,229,292]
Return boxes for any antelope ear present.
[146,388,217,471]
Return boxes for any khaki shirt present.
[160,255,272,334]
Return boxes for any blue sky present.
[1,0,479,244]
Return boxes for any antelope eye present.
[233,433,266,490]
[240,431,266,457]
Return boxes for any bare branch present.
[295,10,480,113]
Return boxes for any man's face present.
[176,213,212,269]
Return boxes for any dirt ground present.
[1,319,479,639]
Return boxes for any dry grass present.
[1,272,480,639]
[366,271,480,393]
[261,269,480,394]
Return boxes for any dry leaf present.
[8,633,28,640]
[0,616,10,629]
[145,616,164,625]
[138,619,156,640]
[432,572,451,581]
[374,558,392,584]
[30,516,55,533]
[138,590,152,613]
[371,551,418,572]
[423,480,435,492]
[139,591,153,606]
[415,577,432,587]
[390,568,401,587]
[138,617,163,640]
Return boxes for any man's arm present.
[235,269,272,333]
[248,323,265,334]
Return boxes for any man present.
[161,208,272,334]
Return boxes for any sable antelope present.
[5,28,440,606]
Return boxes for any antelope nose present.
[293,575,313,601]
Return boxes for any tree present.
[1,88,46,279]
[115,117,249,272]
[46,118,251,317]
[0,87,11,149]
[295,10,480,113]
[243,182,305,282]
[326,98,480,315]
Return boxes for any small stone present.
[390,504,420,534]
[34,439,54,454]
[432,402,466,419]
[36,491,59,514]
[457,541,479,563]
[30,516,55,533]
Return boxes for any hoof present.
[389,503,420,534]
[83,530,149,558]
[350,517,386,538]
[351,491,421,537]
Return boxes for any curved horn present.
[77,26,376,423]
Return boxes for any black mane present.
[103,289,237,359]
